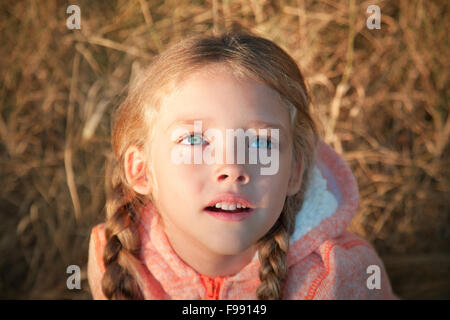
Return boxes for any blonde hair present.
[102,26,319,300]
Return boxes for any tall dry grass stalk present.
[0,0,448,299]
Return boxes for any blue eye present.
[179,134,207,146]
[250,136,272,149]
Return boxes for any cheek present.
[268,150,292,186]
[261,153,292,208]
[152,150,207,200]
[266,175,289,209]
[172,166,206,193]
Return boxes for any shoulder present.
[90,223,106,241]
[90,223,106,242]
[87,220,169,300]
[87,223,108,299]
[315,231,398,299]
[88,223,107,270]
[287,231,399,300]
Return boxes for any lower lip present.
[204,209,255,221]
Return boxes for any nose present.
[215,164,250,185]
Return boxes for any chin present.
[205,235,254,256]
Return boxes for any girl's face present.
[139,66,301,258]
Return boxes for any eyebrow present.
[245,120,287,135]
[167,118,213,129]
[167,118,288,138]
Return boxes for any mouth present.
[203,194,255,219]
[203,205,254,214]
[203,204,255,221]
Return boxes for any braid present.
[256,196,296,300]
[256,157,315,300]
[101,157,146,300]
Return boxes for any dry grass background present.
[0,0,448,299]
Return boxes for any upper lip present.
[204,193,255,209]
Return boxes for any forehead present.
[157,67,292,133]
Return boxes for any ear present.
[124,146,152,195]
[286,157,303,196]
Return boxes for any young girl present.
[87,30,398,300]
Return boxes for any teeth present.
[212,202,249,211]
